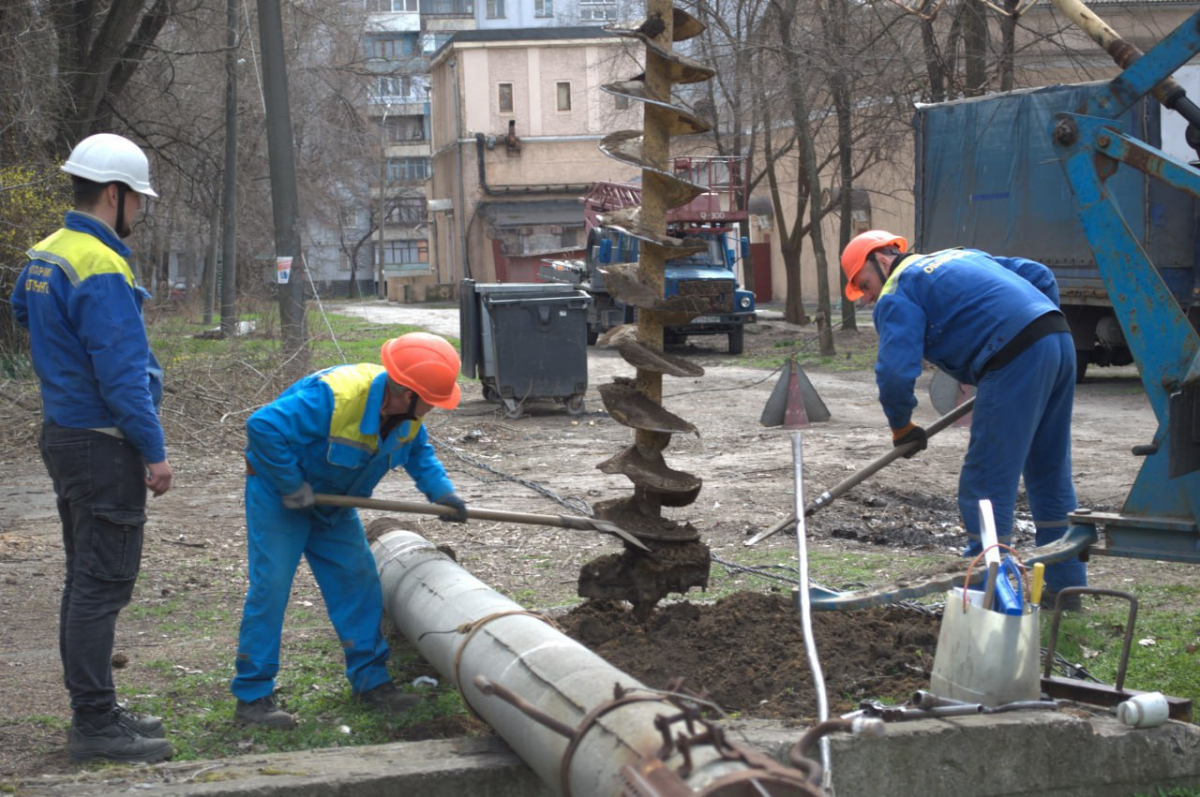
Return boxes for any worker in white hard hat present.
[10,133,173,765]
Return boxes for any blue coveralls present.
[874,249,1086,593]
[11,211,165,716]
[231,363,455,702]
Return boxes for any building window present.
[369,0,418,11]
[386,157,431,181]
[421,31,454,52]
[367,34,417,60]
[498,83,514,113]
[614,93,629,110]
[374,76,428,103]
[383,239,429,265]
[381,115,425,142]
[578,0,615,20]
[386,197,428,224]
[556,82,572,112]
[420,0,473,14]
[534,0,553,16]
[486,0,505,17]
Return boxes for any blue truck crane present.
[913,73,1200,382]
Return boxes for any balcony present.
[420,0,474,15]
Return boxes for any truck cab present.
[541,158,758,354]
[591,227,756,353]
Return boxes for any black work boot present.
[68,712,174,765]
[354,681,422,715]
[114,704,166,739]
[235,694,298,729]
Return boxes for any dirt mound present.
[557,591,940,723]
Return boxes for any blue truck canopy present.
[913,81,1198,305]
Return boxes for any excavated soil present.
[557,593,939,723]
[0,301,1191,779]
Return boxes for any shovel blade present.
[589,518,651,552]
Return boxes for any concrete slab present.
[7,711,1200,796]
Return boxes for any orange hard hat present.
[841,230,907,301]
[380,333,462,410]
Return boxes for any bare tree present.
[48,0,174,156]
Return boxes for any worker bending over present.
[841,230,1086,609]
[231,332,469,727]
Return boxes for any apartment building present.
[426,26,640,284]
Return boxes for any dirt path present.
[0,305,1180,778]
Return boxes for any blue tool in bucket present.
[991,557,1024,616]
[976,499,1025,615]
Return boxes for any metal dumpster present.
[459,279,592,419]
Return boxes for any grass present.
[742,337,878,373]
[1042,581,1200,705]
[113,630,477,765]
[146,300,461,376]
[707,546,949,601]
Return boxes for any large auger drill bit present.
[576,4,725,621]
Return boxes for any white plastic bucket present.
[929,590,1041,707]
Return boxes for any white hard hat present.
[62,133,158,198]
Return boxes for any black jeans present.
[39,424,147,715]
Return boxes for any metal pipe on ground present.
[372,522,818,796]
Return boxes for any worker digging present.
[231,332,468,728]
[839,231,1086,609]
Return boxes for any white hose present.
[791,431,832,790]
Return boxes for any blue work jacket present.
[11,211,165,463]
[245,363,454,514]
[873,248,1061,430]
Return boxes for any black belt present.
[982,312,1069,374]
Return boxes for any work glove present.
[891,423,928,459]
[282,482,315,510]
[435,493,468,523]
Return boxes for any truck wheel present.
[728,327,744,355]
[1075,352,1089,384]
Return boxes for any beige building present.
[427,26,640,285]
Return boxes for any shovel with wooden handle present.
[313,493,651,553]
[744,396,976,546]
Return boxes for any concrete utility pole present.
[203,202,219,324]
[257,0,308,372]
[220,0,240,337]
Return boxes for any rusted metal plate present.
[608,30,715,83]
[606,8,705,43]
[598,445,703,506]
[615,336,705,377]
[1041,676,1193,721]
[599,380,700,435]
[602,263,731,315]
